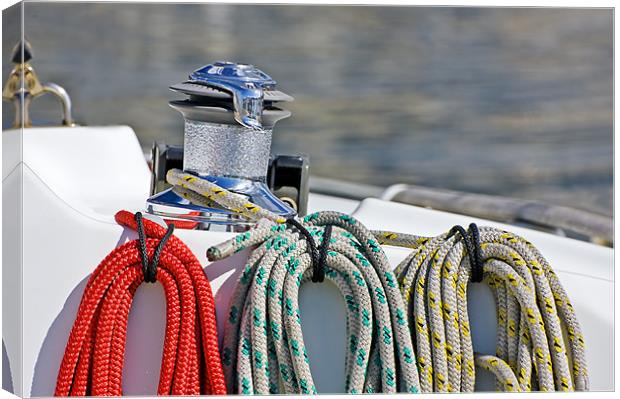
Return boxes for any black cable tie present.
[134,212,175,283]
[286,218,325,283]
[448,223,483,283]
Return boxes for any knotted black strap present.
[286,218,330,283]
[315,225,332,283]
[448,223,483,283]
[134,212,175,283]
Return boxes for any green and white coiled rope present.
[207,212,421,394]
[169,168,588,393]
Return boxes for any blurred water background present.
[2,3,613,216]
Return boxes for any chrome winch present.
[146,61,304,229]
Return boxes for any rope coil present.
[209,212,421,394]
[170,169,589,393]
[377,226,589,392]
[54,210,226,396]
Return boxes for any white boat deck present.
[2,126,613,396]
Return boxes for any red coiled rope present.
[54,210,226,396]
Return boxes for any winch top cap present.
[189,61,276,89]
[180,61,287,130]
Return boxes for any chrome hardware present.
[146,62,296,230]
[188,61,276,130]
[267,155,309,217]
[150,143,310,217]
[2,40,75,128]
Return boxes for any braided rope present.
[375,228,589,392]
[167,169,286,223]
[54,210,227,396]
[170,171,588,393]
[208,212,421,394]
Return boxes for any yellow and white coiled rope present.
[167,168,589,392]
[167,169,287,223]
[375,228,589,392]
